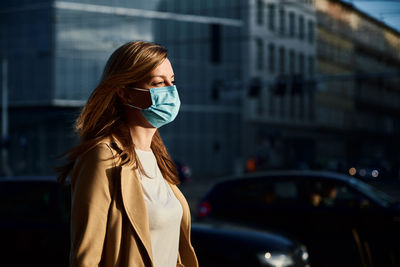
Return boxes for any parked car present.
[0,176,309,267]
[192,222,310,267]
[196,170,400,267]
[0,176,70,267]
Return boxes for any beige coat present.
[69,140,198,267]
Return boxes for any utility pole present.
[1,58,11,177]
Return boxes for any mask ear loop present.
[129,87,150,92]
[124,103,143,110]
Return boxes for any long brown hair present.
[57,41,179,185]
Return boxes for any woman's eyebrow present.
[150,74,175,79]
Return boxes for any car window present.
[275,181,297,199]
[222,179,300,207]
[334,184,373,209]
[307,180,373,209]
[260,180,300,207]
[221,181,266,204]
[349,179,394,207]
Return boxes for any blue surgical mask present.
[125,85,181,128]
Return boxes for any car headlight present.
[296,244,309,262]
[258,252,294,267]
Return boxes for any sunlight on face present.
[139,58,175,89]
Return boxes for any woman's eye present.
[152,82,163,86]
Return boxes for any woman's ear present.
[116,88,125,100]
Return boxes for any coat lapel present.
[110,136,193,266]
[120,164,153,264]
[170,184,199,267]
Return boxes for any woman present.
[57,41,198,267]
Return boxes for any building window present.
[289,49,295,74]
[256,38,264,70]
[299,52,305,75]
[257,0,264,25]
[268,43,275,73]
[300,92,305,119]
[308,20,314,43]
[279,46,286,74]
[289,12,295,37]
[248,77,262,97]
[309,82,315,120]
[210,24,221,63]
[308,56,314,76]
[268,4,275,31]
[279,8,285,36]
[299,15,304,40]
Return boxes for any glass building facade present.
[1,0,245,177]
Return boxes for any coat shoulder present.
[71,140,118,187]
[80,142,115,166]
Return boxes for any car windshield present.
[349,179,396,207]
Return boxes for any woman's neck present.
[129,125,156,151]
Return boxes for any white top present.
[135,149,183,267]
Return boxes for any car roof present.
[213,170,356,186]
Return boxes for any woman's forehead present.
[150,58,174,77]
